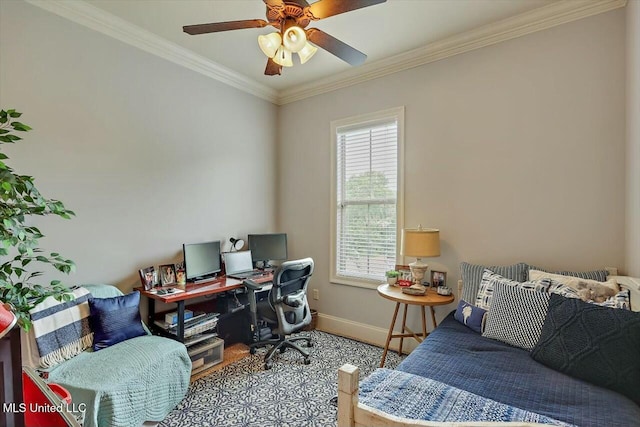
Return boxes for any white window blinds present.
[335,119,399,282]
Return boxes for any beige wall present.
[278,9,626,330]
[0,1,278,290]
[627,0,640,277]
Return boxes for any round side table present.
[377,284,455,367]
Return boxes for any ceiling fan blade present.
[306,28,367,66]
[263,0,285,7]
[307,0,386,20]
[264,58,283,76]
[287,0,310,7]
[183,19,268,35]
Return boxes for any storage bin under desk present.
[188,337,224,375]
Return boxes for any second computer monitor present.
[248,233,288,267]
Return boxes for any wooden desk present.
[137,274,272,342]
[377,284,454,367]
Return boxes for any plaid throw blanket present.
[29,287,93,368]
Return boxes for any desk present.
[378,284,454,367]
[137,274,272,342]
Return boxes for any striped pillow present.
[475,269,550,311]
[460,262,528,305]
[482,281,551,351]
[526,265,609,282]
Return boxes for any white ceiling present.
[85,0,556,92]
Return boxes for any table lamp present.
[0,303,17,339]
[401,226,440,286]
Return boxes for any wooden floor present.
[190,342,250,382]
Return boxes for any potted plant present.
[0,109,75,332]
[385,270,400,286]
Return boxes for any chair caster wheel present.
[250,347,257,355]
[306,341,313,348]
[265,361,273,370]
[304,358,310,365]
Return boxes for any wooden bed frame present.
[337,269,640,427]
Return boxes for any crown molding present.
[25,0,279,104]
[25,0,626,106]
[278,0,627,105]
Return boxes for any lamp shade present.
[298,42,318,64]
[401,227,440,258]
[0,303,17,339]
[272,45,293,67]
[258,32,282,58]
[283,26,306,53]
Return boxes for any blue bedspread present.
[360,369,574,425]
[396,313,640,427]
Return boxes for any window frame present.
[329,107,405,289]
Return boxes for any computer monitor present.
[183,240,221,282]
[248,233,288,267]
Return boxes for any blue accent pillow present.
[454,299,487,333]
[88,291,147,351]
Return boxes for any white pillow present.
[528,269,619,302]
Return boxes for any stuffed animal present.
[575,281,616,303]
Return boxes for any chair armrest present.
[243,279,265,291]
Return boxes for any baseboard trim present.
[315,312,418,354]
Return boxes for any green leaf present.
[11,122,32,132]
[8,112,22,118]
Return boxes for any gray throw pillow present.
[482,281,550,351]
[459,262,528,304]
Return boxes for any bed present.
[337,269,640,427]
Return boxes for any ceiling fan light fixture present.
[298,42,318,64]
[283,26,307,53]
[273,45,293,67]
[258,32,282,58]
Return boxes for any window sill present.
[330,276,381,290]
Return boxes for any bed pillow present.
[550,281,631,310]
[482,281,551,351]
[453,300,487,333]
[475,269,550,311]
[530,270,619,300]
[460,262,528,305]
[531,294,640,405]
[88,291,147,351]
[527,267,610,283]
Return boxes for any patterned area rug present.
[160,330,405,427]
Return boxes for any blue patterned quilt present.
[393,313,640,427]
[360,368,574,425]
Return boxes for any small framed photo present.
[139,266,157,291]
[159,264,176,286]
[431,270,447,288]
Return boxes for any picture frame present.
[159,264,177,286]
[139,266,157,291]
[431,270,447,288]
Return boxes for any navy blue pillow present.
[531,294,640,405]
[454,299,487,333]
[88,291,146,351]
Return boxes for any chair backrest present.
[269,257,314,335]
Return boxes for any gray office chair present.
[244,257,314,370]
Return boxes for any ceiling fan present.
[183,0,387,76]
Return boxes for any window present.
[330,107,404,287]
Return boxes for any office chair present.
[244,257,314,370]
